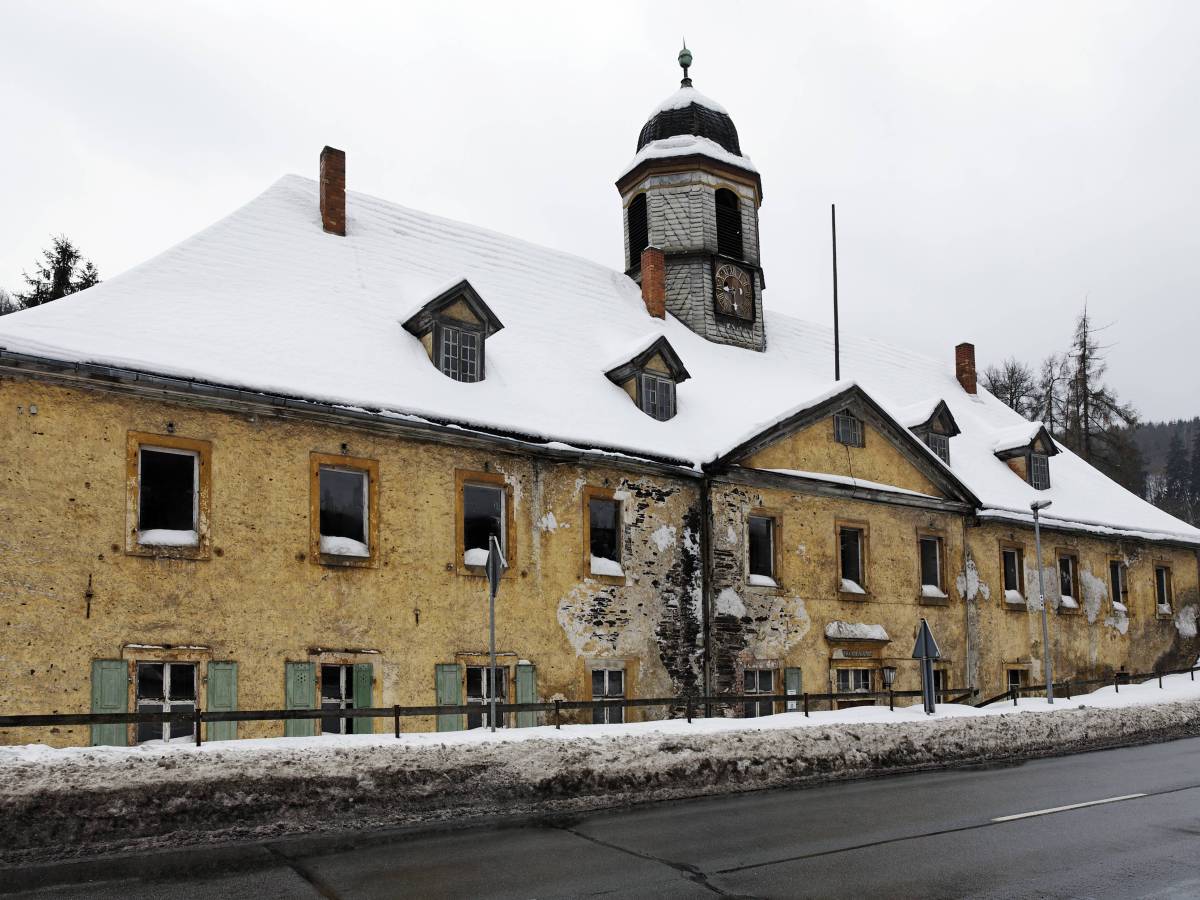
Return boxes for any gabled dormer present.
[605,335,690,421]
[401,279,503,383]
[906,400,961,465]
[993,424,1059,490]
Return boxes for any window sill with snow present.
[747,573,778,589]
[918,584,949,606]
[589,555,625,578]
[839,578,867,599]
[1003,589,1026,607]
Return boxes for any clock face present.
[714,262,754,320]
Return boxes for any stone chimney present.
[955,342,977,394]
[320,146,346,236]
[640,246,665,319]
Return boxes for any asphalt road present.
[8,736,1200,899]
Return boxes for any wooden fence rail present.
[975,666,1199,708]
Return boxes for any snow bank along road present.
[2,674,1199,869]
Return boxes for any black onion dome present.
[637,88,742,156]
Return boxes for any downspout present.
[700,473,714,698]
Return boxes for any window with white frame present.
[747,515,776,586]
[834,411,864,447]
[1058,555,1079,610]
[320,664,356,735]
[639,373,676,421]
[919,535,945,598]
[1109,560,1128,612]
[591,668,625,724]
[836,668,872,694]
[742,669,774,718]
[1002,547,1024,604]
[437,323,481,383]
[136,661,196,744]
[466,665,507,729]
[588,496,622,576]
[318,466,369,557]
[1155,565,1173,614]
[138,446,199,546]
[1030,452,1051,490]
[839,526,865,593]
[463,482,505,567]
[926,432,950,464]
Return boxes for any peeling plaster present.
[1080,568,1107,624]
[538,512,559,532]
[955,556,990,602]
[652,525,677,552]
[1176,604,1198,639]
[749,596,811,658]
[716,588,746,618]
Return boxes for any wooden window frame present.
[926,431,951,465]
[833,411,864,448]
[582,485,625,584]
[835,520,870,598]
[1154,564,1174,617]
[433,319,486,383]
[999,540,1026,609]
[636,372,677,421]
[1055,550,1081,614]
[309,452,380,568]
[125,431,212,560]
[1108,558,1131,616]
[583,658,639,723]
[1029,452,1051,490]
[455,469,515,578]
[746,508,782,590]
[916,529,948,605]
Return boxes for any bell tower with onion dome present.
[616,45,766,352]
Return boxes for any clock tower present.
[616,46,766,352]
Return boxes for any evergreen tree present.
[1162,432,1192,523]
[0,289,19,316]
[14,235,101,307]
[1190,427,1200,523]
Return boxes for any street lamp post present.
[1031,499,1054,704]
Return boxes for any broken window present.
[926,432,950,465]
[1058,555,1079,609]
[919,536,943,596]
[1155,565,1173,614]
[466,665,507,729]
[437,323,481,383]
[1006,668,1027,694]
[138,446,198,544]
[834,411,864,447]
[742,669,774,718]
[1029,452,1051,490]
[463,483,505,567]
[748,515,775,585]
[839,527,865,592]
[1002,547,1024,603]
[1109,560,1128,611]
[588,497,622,576]
[639,373,676,421]
[591,669,625,724]
[319,466,369,557]
[320,665,357,735]
[136,661,196,744]
[836,668,872,694]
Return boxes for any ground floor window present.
[1007,668,1028,695]
[466,665,507,729]
[836,668,873,694]
[320,664,357,734]
[136,661,196,744]
[591,669,625,724]
[743,668,774,718]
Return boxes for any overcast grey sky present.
[2,1,1196,419]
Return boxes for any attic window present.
[834,411,864,447]
[715,188,743,259]
[627,193,648,268]
[1030,452,1051,490]
[926,433,950,465]
[640,373,676,421]
[437,322,481,383]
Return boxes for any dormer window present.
[834,410,863,447]
[926,433,950,464]
[906,400,960,466]
[401,278,503,383]
[605,335,690,423]
[993,424,1058,490]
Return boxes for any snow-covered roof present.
[619,134,758,182]
[0,175,1196,545]
[649,86,729,117]
[825,622,890,643]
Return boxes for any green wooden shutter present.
[206,662,238,742]
[285,661,317,737]
[785,667,802,712]
[515,663,537,728]
[352,663,374,735]
[435,663,463,732]
[90,659,128,747]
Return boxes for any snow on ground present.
[3,675,1198,863]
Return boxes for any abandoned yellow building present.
[1,54,1197,747]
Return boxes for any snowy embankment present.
[3,675,1200,864]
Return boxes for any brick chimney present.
[640,246,665,319]
[320,146,346,236]
[955,342,977,394]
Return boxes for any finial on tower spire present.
[678,40,693,87]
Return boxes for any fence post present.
[1064,680,1071,700]
[554,699,561,730]
[194,707,202,747]
[1114,674,1119,693]
[686,694,693,724]
[803,692,809,717]
[1192,668,1195,682]
[889,690,894,712]
[393,705,400,739]
[1159,672,1163,689]
[1012,689,1017,707]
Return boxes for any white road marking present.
[992,793,1147,822]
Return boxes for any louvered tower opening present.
[715,189,743,260]
[627,193,648,269]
